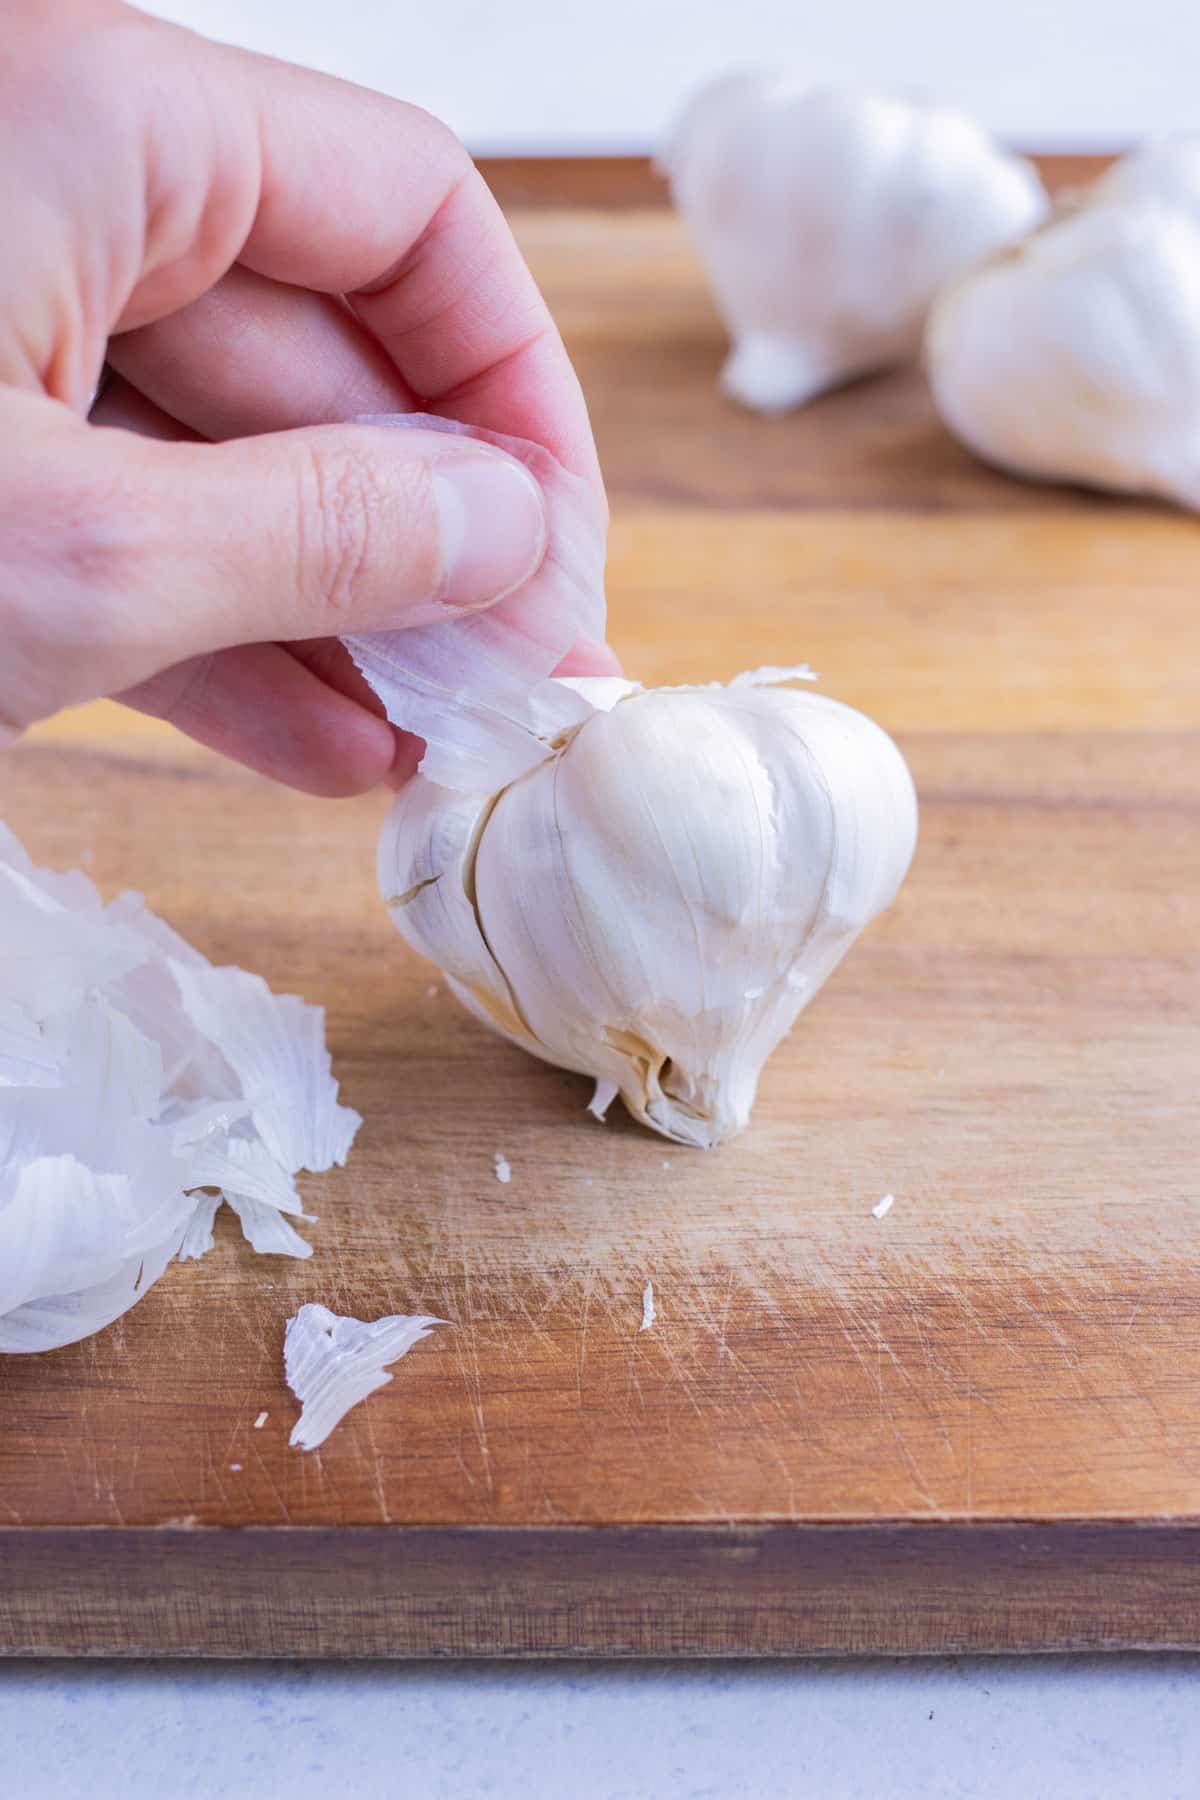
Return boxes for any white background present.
[143,0,1198,153]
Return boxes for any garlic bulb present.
[1089,136,1200,222]
[925,202,1200,509]
[663,75,1048,413]
[379,671,917,1149]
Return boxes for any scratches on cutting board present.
[454,1262,495,1499]
[361,1406,393,1525]
[250,1431,289,1523]
[574,1261,597,1407]
[11,1131,1193,1532]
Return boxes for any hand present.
[0,0,612,793]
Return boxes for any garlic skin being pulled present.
[344,414,607,792]
[663,76,1047,414]
[379,673,917,1149]
[925,202,1200,509]
[1089,137,1200,223]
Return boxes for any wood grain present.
[5,155,1200,1657]
[5,1526,1200,1658]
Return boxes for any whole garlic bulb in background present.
[925,202,1200,509]
[380,673,918,1149]
[663,75,1048,414]
[1088,135,1200,222]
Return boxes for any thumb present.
[0,397,548,736]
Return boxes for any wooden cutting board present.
[4,159,1200,1658]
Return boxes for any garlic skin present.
[285,1305,446,1451]
[1089,137,1200,222]
[0,823,360,1352]
[925,203,1200,509]
[344,414,607,792]
[663,76,1048,414]
[379,674,917,1149]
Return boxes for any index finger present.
[221,43,601,487]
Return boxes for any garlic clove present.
[925,202,1200,510]
[664,75,1048,414]
[380,674,917,1149]
[379,778,536,1053]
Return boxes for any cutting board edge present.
[6,1520,1200,1658]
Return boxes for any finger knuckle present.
[13,8,157,137]
[6,458,145,639]
[0,459,143,725]
[55,476,150,605]
[398,103,471,175]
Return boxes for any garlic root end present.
[721,334,854,414]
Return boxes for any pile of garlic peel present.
[664,76,1047,414]
[379,669,918,1150]
[0,823,359,1353]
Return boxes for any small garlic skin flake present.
[872,1193,896,1220]
[493,1152,512,1184]
[285,1304,446,1452]
[640,1282,656,1332]
[926,202,1200,510]
[664,76,1047,413]
[380,671,917,1150]
[588,1079,619,1121]
[178,1193,222,1263]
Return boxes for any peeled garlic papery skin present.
[285,1305,446,1451]
[663,75,1047,413]
[379,673,917,1149]
[1089,136,1200,222]
[0,822,360,1352]
[344,414,606,792]
[925,202,1200,509]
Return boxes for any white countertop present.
[5,1656,1197,1798]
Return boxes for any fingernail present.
[433,451,548,610]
